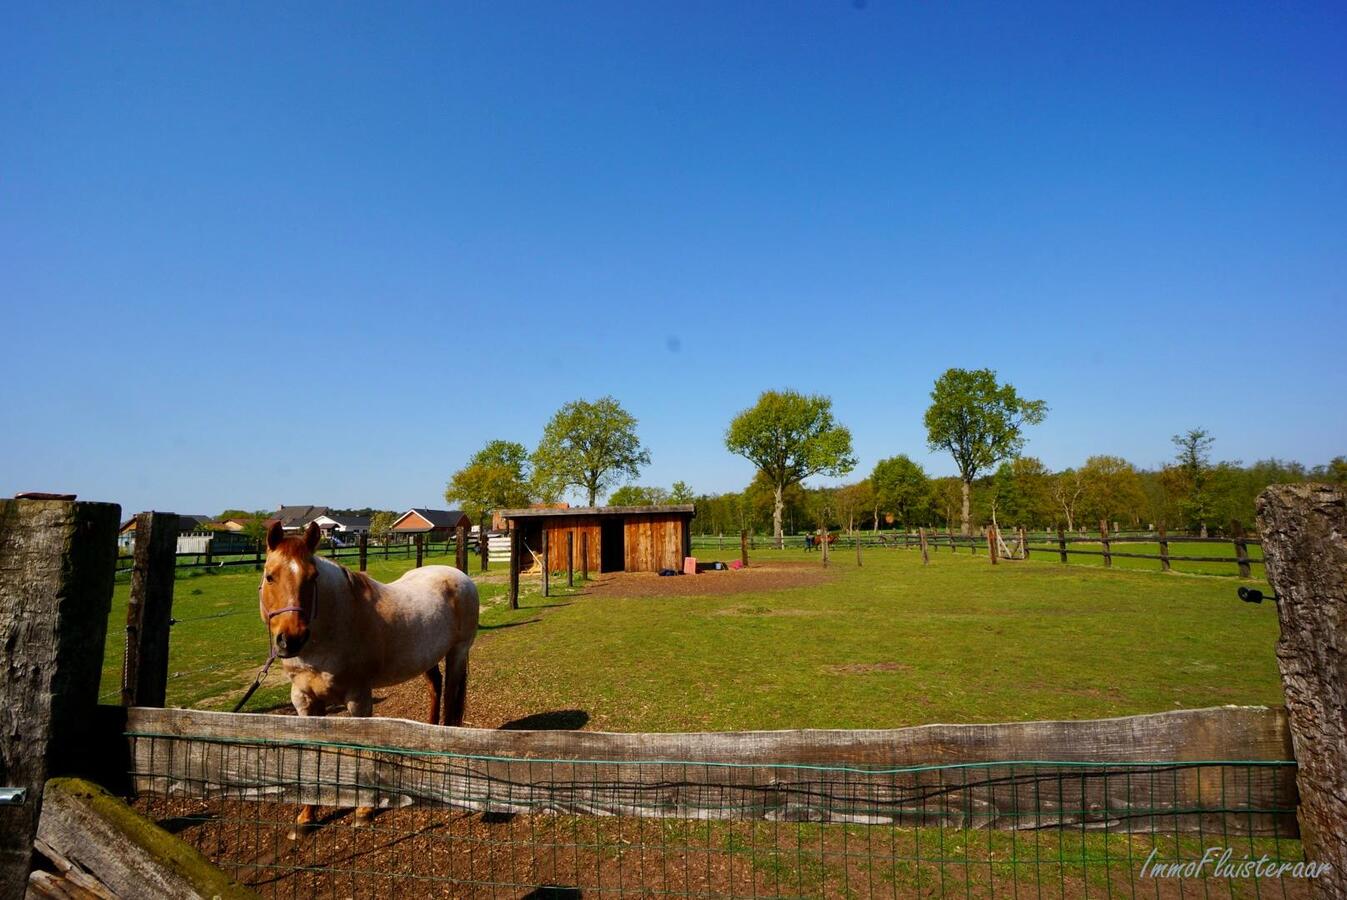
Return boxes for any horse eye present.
[265,574,275,583]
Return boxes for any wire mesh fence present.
[123,729,1307,898]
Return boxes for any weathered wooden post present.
[740,529,749,567]
[121,511,179,708]
[949,529,956,553]
[0,497,119,897]
[1158,524,1171,572]
[1231,520,1252,579]
[254,537,262,571]
[508,527,520,610]
[1057,527,1068,564]
[1018,526,1028,559]
[358,531,368,572]
[821,532,829,568]
[567,531,574,587]
[203,535,212,567]
[581,533,589,581]
[855,534,862,567]
[479,516,489,572]
[987,526,998,564]
[415,533,423,568]
[541,527,550,597]
[1099,520,1111,567]
[1256,484,1347,896]
[455,523,469,572]
[918,527,929,565]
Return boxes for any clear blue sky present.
[3,2,1344,516]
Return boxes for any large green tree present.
[725,390,856,547]
[1078,455,1147,528]
[1169,428,1215,535]
[923,368,1047,535]
[444,439,534,522]
[870,455,932,529]
[532,397,651,506]
[607,485,670,506]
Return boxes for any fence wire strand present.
[122,731,1307,898]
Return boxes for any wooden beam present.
[479,515,489,572]
[121,512,179,708]
[35,778,255,899]
[0,499,119,898]
[455,523,468,572]
[1257,483,1347,893]
[120,705,1295,832]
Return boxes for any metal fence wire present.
[121,730,1309,898]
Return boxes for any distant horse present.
[258,521,479,830]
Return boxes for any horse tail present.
[442,645,470,727]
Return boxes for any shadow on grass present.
[500,709,590,731]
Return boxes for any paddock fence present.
[109,705,1305,898]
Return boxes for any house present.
[390,508,471,541]
[497,504,695,574]
[310,514,371,542]
[117,514,212,551]
[272,506,331,532]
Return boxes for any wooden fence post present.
[740,530,749,567]
[479,516,489,572]
[508,527,520,610]
[203,537,212,567]
[1018,526,1028,559]
[0,497,120,898]
[581,533,589,581]
[1158,524,1171,572]
[1057,527,1068,564]
[855,534,862,567]
[121,511,179,708]
[987,526,998,564]
[541,528,550,597]
[821,532,829,568]
[1232,520,1251,579]
[919,527,929,565]
[1100,520,1111,568]
[567,531,574,587]
[1256,483,1347,895]
[415,533,423,568]
[254,538,262,571]
[949,530,956,553]
[455,523,468,572]
[358,532,368,572]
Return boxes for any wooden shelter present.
[498,505,695,575]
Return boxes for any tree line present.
[445,369,1346,540]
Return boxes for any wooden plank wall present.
[120,706,1298,833]
[542,517,601,573]
[624,514,686,571]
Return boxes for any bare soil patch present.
[822,662,913,675]
[582,562,836,599]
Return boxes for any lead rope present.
[232,645,278,713]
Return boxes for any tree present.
[989,456,1055,527]
[725,390,856,547]
[369,511,395,545]
[532,397,651,505]
[445,439,534,522]
[931,477,965,530]
[834,481,874,535]
[607,485,670,506]
[669,480,695,503]
[1170,428,1215,536]
[1310,456,1347,485]
[870,455,932,529]
[1076,455,1147,528]
[1051,469,1086,532]
[923,368,1047,535]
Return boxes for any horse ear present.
[266,520,284,551]
[304,521,321,553]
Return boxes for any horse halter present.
[258,571,320,623]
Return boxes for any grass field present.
[100,544,1284,732]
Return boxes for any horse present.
[258,520,479,831]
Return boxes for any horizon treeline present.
[677,451,1347,538]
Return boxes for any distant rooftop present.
[497,504,695,519]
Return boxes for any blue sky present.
[2,2,1344,516]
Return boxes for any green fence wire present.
[123,730,1309,898]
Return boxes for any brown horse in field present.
[258,521,479,830]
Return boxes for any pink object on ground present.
[729,559,744,570]
[683,556,698,575]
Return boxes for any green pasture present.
[101,544,1285,732]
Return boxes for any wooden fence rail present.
[117,705,1295,833]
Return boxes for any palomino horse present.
[258,521,479,830]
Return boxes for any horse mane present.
[340,564,380,606]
